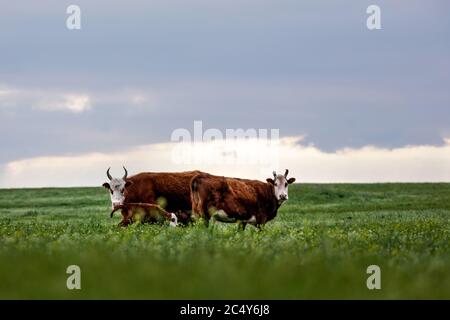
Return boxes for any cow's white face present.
[266,169,296,204]
[102,167,132,209]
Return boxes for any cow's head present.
[102,166,133,209]
[266,169,296,204]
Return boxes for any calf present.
[190,170,296,229]
[102,167,204,226]
[110,203,178,227]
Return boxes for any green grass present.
[0,183,450,299]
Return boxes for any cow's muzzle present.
[112,202,123,210]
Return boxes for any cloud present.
[0,85,157,113]
[0,86,20,108]
[0,85,92,113]
[34,94,91,113]
[1,136,449,188]
[0,80,449,169]
[0,88,16,97]
[0,84,156,115]
[94,89,157,110]
[0,1,449,167]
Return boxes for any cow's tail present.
[190,175,203,220]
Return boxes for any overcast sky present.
[1,1,449,186]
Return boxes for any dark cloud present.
[0,0,449,164]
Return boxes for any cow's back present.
[226,178,276,221]
[191,173,275,222]
[125,170,202,212]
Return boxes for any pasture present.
[0,183,449,299]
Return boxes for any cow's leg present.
[255,224,264,231]
[190,210,200,222]
[202,202,212,227]
[238,221,247,231]
[208,212,219,227]
[211,210,236,224]
[247,215,256,225]
[118,209,127,226]
[119,208,133,227]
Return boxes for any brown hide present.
[124,170,203,214]
[191,173,280,226]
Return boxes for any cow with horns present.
[190,169,296,229]
[102,167,203,226]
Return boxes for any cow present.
[102,167,203,226]
[190,169,296,229]
[110,203,178,227]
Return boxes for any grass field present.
[0,183,449,299]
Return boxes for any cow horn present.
[284,169,289,178]
[106,167,112,180]
[122,166,128,180]
[273,171,277,179]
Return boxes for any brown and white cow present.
[190,169,296,229]
[102,167,203,226]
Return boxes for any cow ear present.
[266,178,275,185]
[125,181,133,188]
[287,178,296,184]
[102,182,110,189]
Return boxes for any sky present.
[0,0,449,187]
